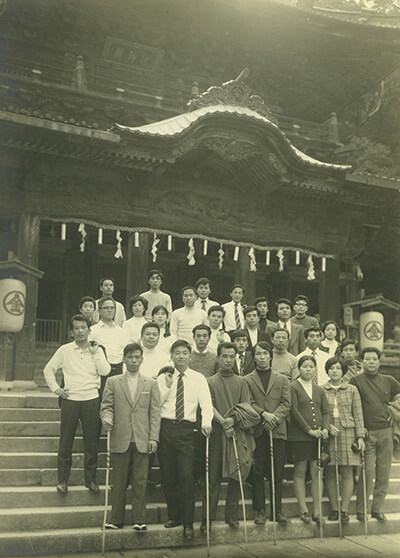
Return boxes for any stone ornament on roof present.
[187,68,275,121]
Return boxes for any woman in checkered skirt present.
[323,357,366,525]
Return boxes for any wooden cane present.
[317,437,323,540]
[232,436,248,544]
[334,436,342,539]
[361,451,368,538]
[102,431,111,556]
[269,429,277,546]
[205,436,210,557]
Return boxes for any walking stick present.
[102,431,111,556]
[317,437,323,540]
[361,451,368,538]
[334,436,342,539]
[269,429,277,546]
[205,436,210,557]
[232,435,248,544]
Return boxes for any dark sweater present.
[349,372,400,431]
[288,380,329,442]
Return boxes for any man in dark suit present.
[254,297,274,332]
[243,305,269,350]
[266,298,305,356]
[100,342,161,530]
[245,342,291,525]
[231,329,255,376]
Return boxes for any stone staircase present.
[1,392,400,557]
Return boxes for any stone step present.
[0,422,75,436]
[0,436,107,452]
[2,513,400,557]
[0,394,59,409]
[0,452,107,469]
[1,478,400,509]
[1,494,400,533]
[0,408,61,421]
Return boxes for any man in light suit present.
[266,298,305,356]
[245,342,291,525]
[100,342,161,530]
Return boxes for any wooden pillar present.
[318,257,341,324]
[234,249,256,306]
[14,213,41,387]
[126,232,149,310]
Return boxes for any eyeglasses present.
[100,306,115,310]
[295,302,308,307]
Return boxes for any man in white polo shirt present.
[44,314,110,495]
[90,296,130,377]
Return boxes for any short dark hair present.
[294,295,309,305]
[192,324,211,337]
[243,305,259,318]
[70,314,90,329]
[230,284,244,293]
[195,277,211,288]
[141,322,160,336]
[254,297,268,306]
[271,327,289,339]
[251,342,272,359]
[304,326,322,339]
[321,320,338,335]
[340,338,358,352]
[181,285,196,297]
[99,277,114,289]
[78,296,96,310]
[157,365,174,377]
[360,347,381,360]
[129,295,149,313]
[98,296,115,309]
[325,356,346,375]
[151,304,169,317]
[148,269,164,281]
[170,339,192,354]
[123,342,143,357]
[298,354,316,368]
[230,329,249,341]
[217,341,237,356]
[275,298,293,310]
[208,305,225,317]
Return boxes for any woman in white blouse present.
[320,321,340,356]
[122,295,148,343]
[151,305,176,355]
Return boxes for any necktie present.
[239,353,245,375]
[201,300,207,312]
[311,351,318,385]
[234,302,241,329]
[283,322,288,331]
[175,373,185,421]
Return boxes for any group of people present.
[43,270,400,541]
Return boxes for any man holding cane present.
[100,343,160,530]
[245,342,291,525]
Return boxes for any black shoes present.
[56,483,68,494]
[275,512,288,524]
[357,512,367,522]
[226,518,239,528]
[200,520,212,533]
[254,511,266,525]
[183,526,194,540]
[86,481,100,493]
[133,523,147,531]
[371,512,387,521]
[164,519,182,528]
[328,510,339,521]
[341,511,350,525]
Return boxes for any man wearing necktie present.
[157,340,213,541]
[194,277,219,313]
[266,298,305,356]
[222,284,245,332]
[296,327,329,385]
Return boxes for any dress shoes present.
[200,520,211,534]
[86,481,100,493]
[356,512,367,522]
[183,526,194,540]
[133,523,147,531]
[371,512,387,521]
[340,511,350,525]
[56,483,68,494]
[254,511,266,525]
[275,512,288,524]
[226,518,239,528]
[328,510,339,521]
[164,519,182,528]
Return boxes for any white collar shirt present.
[90,321,129,364]
[278,320,292,337]
[157,367,213,428]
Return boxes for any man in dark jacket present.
[245,342,291,524]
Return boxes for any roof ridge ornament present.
[187,68,274,120]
